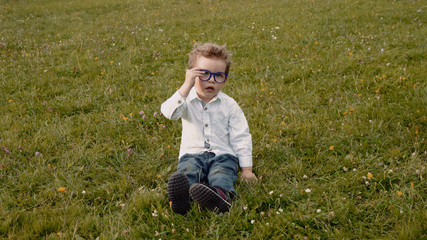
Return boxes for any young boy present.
[161,43,256,215]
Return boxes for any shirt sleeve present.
[228,102,253,168]
[161,90,186,120]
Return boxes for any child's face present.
[194,56,227,102]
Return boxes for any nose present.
[207,76,215,83]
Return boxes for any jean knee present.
[211,154,238,174]
[177,154,205,184]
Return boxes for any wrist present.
[178,83,193,98]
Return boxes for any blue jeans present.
[177,152,238,198]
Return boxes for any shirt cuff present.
[161,90,187,120]
[173,90,186,104]
[238,156,253,168]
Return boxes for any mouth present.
[206,86,215,92]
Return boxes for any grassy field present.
[1,0,426,239]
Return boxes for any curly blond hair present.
[188,43,232,74]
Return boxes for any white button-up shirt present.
[161,87,252,167]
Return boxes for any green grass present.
[1,0,426,239]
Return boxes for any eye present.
[199,70,211,80]
[216,73,225,79]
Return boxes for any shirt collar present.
[188,87,223,103]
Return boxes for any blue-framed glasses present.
[199,69,228,83]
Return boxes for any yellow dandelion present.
[129,113,133,116]
[8,99,13,102]
[314,41,318,45]
[367,172,373,180]
[281,122,286,125]
[110,61,114,64]
[157,174,162,178]
[58,187,66,192]
[397,191,403,196]
[375,88,380,93]
[123,117,129,120]
[411,182,414,188]
[348,52,352,55]
[329,146,334,150]
[273,139,277,142]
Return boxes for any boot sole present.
[167,172,190,215]
[189,184,231,213]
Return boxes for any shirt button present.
[205,124,208,127]
[206,139,210,142]
[204,107,208,110]
[178,100,182,104]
